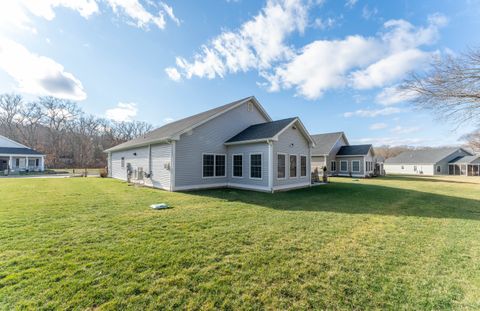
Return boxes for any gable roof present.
[0,134,28,148]
[105,96,271,152]
[385,148,472,164]
[0,147,43,155]
[311,132,348,155]
[337,144,373,156]
[224,117,315,145]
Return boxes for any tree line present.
[0,94,153,168]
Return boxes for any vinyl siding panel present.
[273,125,311,188]
[384,164,435,175]
[174,101,268,189]
[326,136,348,175]
[150,143,172,190]
[311,156,325,173]
[110,146,150,183]
[226,143,270,190]
[435,149,472,175]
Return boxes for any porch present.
[0,155,45,175]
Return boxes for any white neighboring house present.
[384,147,475,176]
[105,96,315,192]
[0,135,45,174]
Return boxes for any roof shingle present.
[0,147,43,155]
[385,148,471,164]
[310,132,345,155]
[225,118,296,143]
[337,144,372,156]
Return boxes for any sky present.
[0,0,479,147]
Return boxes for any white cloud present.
[0,36,86,100]
[362,5,378,20]
[390,125,421,134]
[370,122,388,130]
[375,85,417,105]
[106,0,165,30]
[105,102,138,121]
[343,107,402,118]
[165,67,181,81]
[163,117,175,123]
[314,17,336,30]
[19,0,99,21]
[160,1,180,26]
[345,0,358,8]
[169,0,310,80]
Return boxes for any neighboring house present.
[310,132,380,177]
[105,96,315,192]
[384,147,475,176]
[0,135,45,174]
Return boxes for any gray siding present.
[311,155,325,173]
[273,124,311,189]
[435,149,472,175]
[174,101,268,189]
[110,143,172,189]
[326,136,348,175]
[227,143,270,190]
[335,151,374,177]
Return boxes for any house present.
[105,96,315,192]
[310,132,380,177]
[0,135,45,174]
[384,147,475,176]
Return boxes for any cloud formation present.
[343,107,402,118]
[105,102,138,121]
[0,36,87,100]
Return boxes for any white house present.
[105,97,315,192]
[0,135,45,174]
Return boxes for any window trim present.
[249,152,263,180]
[352,160,361,173]
[232,153,243,178]
[340,160,348,172]
[300,154,307,177]
[202,153,227,179]
[330,160,336,172]
[289,154,298,179]
[277,153,287,180]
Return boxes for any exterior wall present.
[326,136,348,175]
[174,101,269,189]
[336,156,368,177]
[435,149,472,175]
[226,143,270,191]
[384,164,435,175]
[150,143,172,190]
[0,136,25,148]
[311,156,326,174]
[3,155,44,173]
[272,125,311,190]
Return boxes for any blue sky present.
[0,0,479,146]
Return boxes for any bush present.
[99,168,108,178]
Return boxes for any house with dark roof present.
[310,132,381,177]
[384,148,477,176]
[105,97,315,192]
[0,135,45,174]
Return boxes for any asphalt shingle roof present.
[310,132,345,155]
[225,118,297,143]
[0,147,43,155]
[385,148,470,164]
[449,155,480,164]
[105,96,262,152]
[337,144,372,156]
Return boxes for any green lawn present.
[1,176,480,310]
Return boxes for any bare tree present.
[462,130,480,153]
[403,49,480,126]
[16,101,44,150]
[0,93,23,139]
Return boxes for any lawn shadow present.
[380,175,480,185]
[185,181,480,221]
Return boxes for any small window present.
[352,160,360,172]
[250,154,262,179]
[277,154,286,179]
[121,157,125,168]
[290,155,297,178]
[15,158,20,167]
[35,159,39,166]
[215,155,226,177]
[436,165,441,173]
[233,154,243,177]
[300,156,307,177]
[401,165,404,170]
[203,154,214,177]
[330,161,336,172]
[414,165,417,172]
[28,159,35,167]
[340,160,348,172]
[247,102,253,112]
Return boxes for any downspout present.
[268,140,273,193]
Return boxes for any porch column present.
[26,156,29,170]
[8,156,12,172]
[40,156,45,171]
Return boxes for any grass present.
[1,176,480,310]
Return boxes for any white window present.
[401,165,404,170]
[331,161,336,172]
[289,155,297,178]
[436,165,441,173]
[203,154,226,178]
[352,160,360,172]
[300,156,307,177]
[15,158,20,167]
[277,154,286,179]
[121,157,125,168]
[250,154,262,179]
[35,159,39,167]
[28,159,35,167]
[232,154,243,178]
[340,160,348,172]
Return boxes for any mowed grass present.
[1,176,480,310]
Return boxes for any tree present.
[403,49,480,126]
[0,93,23,139]
[462,130,480,153]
